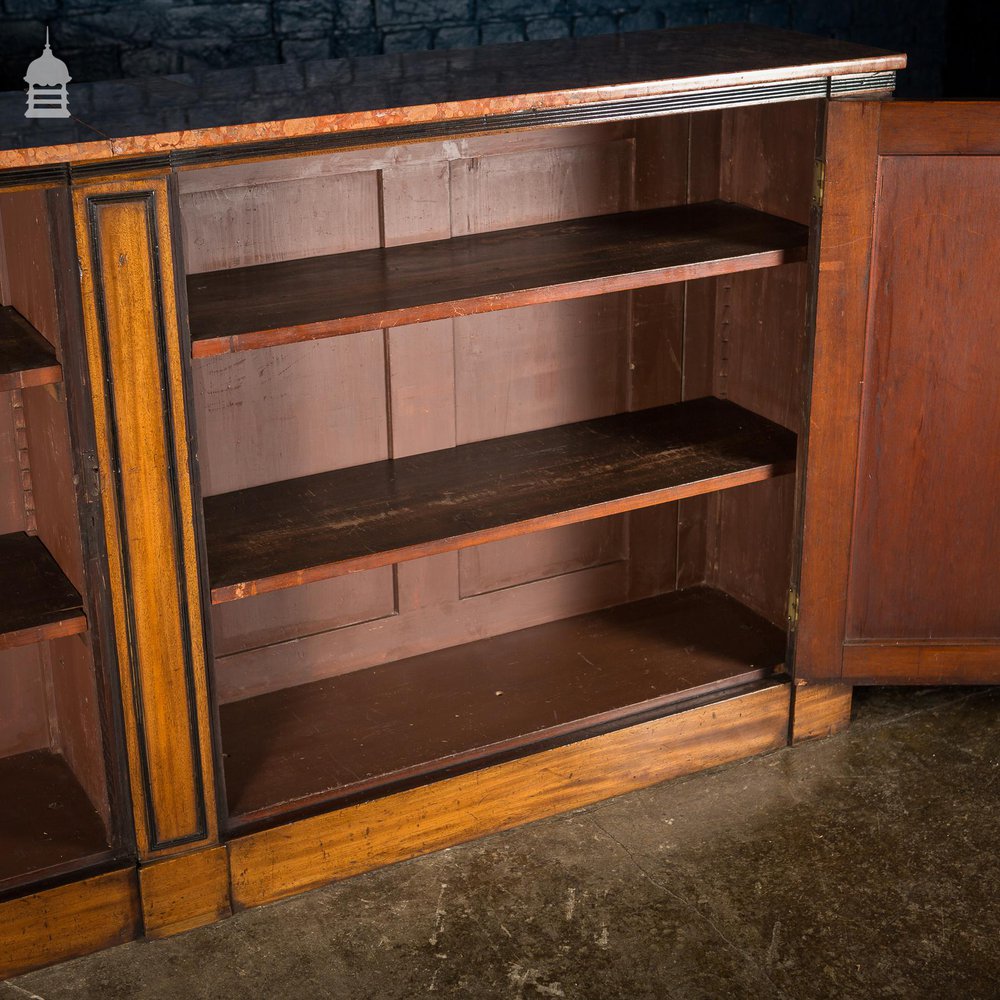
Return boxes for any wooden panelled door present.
[798,100,1000,685]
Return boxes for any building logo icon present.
[24,29,71,119]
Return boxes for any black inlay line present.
[71,155,172,181]
[142,188,211,849]
[0,163,69,190]
[0,70,896,186]
[168,72,896,168]
[86,189,207,852]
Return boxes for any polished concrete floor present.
[4,686,999,1000]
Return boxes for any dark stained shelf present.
[204,397,797,604]
[0,749,111,893]
[0,532,87,650]
[187,201,809,357]
[0,307,61,392]
[220,585,788,826]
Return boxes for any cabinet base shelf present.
[221,585,787,831]
[226,678,792,909]
[0,750,112,897]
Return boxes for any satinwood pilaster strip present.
[72,175,217,858]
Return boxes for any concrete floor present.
[4,686,999,1000]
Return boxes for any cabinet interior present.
[178,100,820,832]
[0,190,119,894]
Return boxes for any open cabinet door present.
[797,101,1000,685]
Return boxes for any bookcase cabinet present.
[0,24,996,975]
[176,102,816,834]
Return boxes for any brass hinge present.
[787,587,800,627]
[812,159,826,209]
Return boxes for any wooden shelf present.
[220,585,787,826]
[0,750,111,893]
[0,307,61,392]
[0,532,87,650]
[187,201,809,357]
[205,397,796,603]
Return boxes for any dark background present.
[0,0,997,98]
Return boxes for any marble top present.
[0,25,905,172]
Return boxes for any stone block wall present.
[0,0,972,99]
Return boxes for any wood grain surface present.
[73,176,218,857]
[139,845,231,939]
[22,381,88,597]
[44,634,113,833]
[879,102,1000,155]
[846,153,1000,645]
[842,643,1000,684]
[228,680,791,909]
[0,868,140,979]
[205,397,796,603]
[0,189,61,358]
[0,392,23,536]
[790,682,852,742]
[794,99,881,681]
[187,201,808,356]
[220,585,786,823]
[0,645,49,757]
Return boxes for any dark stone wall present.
[0,0,987,99]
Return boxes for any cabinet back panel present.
[188,115,809,703]
[194,122,690,703]
[211,567,397,658]
[710,102,813,435]
[716,264,808,435]
[23,385,86,597]
[0,190,60,359]
[710,264,807,626]
[213,556,634,702]
[387,319,456,458]
[176,124,636,197]
[46,634,111,827]
[448,138,634,236]
[719,100,818,226]
[193,333,389,496]
[180,171,381,273]
[714,476,796,627]
[454,297,629,444]
[0,645,49,757]
[847,155,1000,640]
[458,518,627,600]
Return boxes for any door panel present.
[799,101,1000,685]
[847,154,1000,641]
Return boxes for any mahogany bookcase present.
[0,24,996,976]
